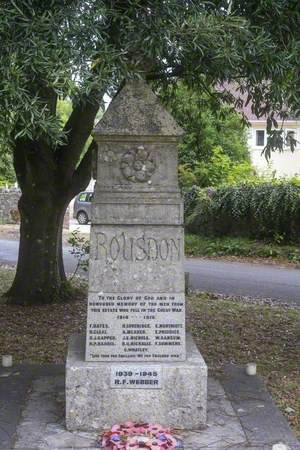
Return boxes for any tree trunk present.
[5,191,71,305]
[6,92,99,305]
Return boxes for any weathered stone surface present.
[88,226,184,294]
[92,193,183,225]
[66,334,207,431]
[11,370,261,449]
[93,80,184,137]
[181,378,247,449]
[221,364,300,448]
[86,80,187,362]
[94,142,181,194]
[86,292,185,362]
[66,80,207,434]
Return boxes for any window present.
[87,193,94,202]
[79,193,87,202]
[256,130,265,147]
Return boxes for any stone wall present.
[0,188,20,224]
[0,189,71,227]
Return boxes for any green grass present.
[185,234,300,264]
[187,293,300,437]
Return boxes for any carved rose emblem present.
[120,146,156,183]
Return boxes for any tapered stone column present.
[66,80,207,431]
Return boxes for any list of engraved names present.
[86,293,185,361]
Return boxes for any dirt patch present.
[0,267,87,362]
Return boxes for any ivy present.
[186,182,300,242]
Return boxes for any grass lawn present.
[0,266,299,437]
[185,234,300,266]
[187,292,300,437]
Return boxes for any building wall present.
[248,121,300,178]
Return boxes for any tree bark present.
[5,133,95,304]
[6,190,71,305]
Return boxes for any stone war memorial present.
[5,81,299,450]
[66,80,207,432]
[7,80,300,450]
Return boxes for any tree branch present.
[57,0,132,182]
[57,91,103,181]
[69,140,96,197]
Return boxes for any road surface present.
[185,258,300,304]
[0,238,78,274]
[0,238,299,304]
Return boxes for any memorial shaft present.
[86,80,186,362]
[66,81,207,431]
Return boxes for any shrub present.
[186,182,300,242]
[179,146,256,190]
[183,185,201,217]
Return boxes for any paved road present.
[0,238,299,304]
[0,238,78,273]
[185,258,300,304]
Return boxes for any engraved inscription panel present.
[89,226,184,293]
[86,293,185,361]
[111,365,162,389]
[95,231,181,263]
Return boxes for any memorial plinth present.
[66,80,207,431]
[66,334,207,430]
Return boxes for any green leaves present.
[159,81,250,189]
[0,148,16,186]
[0,0,298,156]
[186,181,300,242]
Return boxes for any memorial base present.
[66,334,207,431]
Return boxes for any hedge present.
[185,182,300,242]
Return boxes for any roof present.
[219,82,299,122]
[93,80,184,137]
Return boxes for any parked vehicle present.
[73,191,93,224]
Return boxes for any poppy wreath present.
[100,421,178,449]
